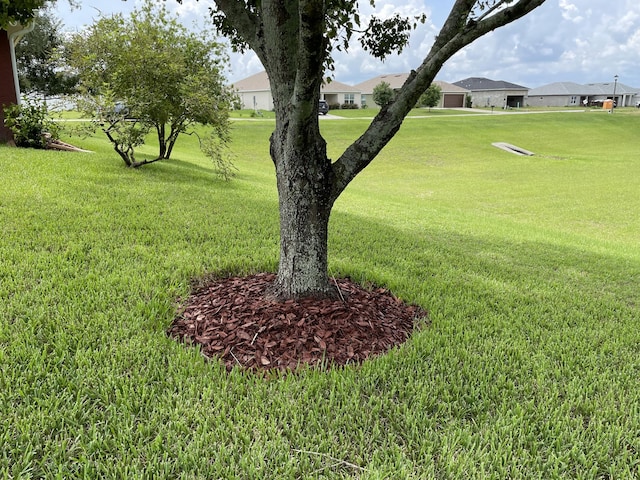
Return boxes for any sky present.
[52,0,640,88]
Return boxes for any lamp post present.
[612,74,618,113]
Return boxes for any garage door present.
[443,94,464,108]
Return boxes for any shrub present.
[341,103,359,109]
[3,99,59,148]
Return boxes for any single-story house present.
[527,81,639,107]
[354,73,469,108]
[453,77,528,109]
[1,22,34,143]
[232,71,362,111]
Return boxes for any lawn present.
[1,111,639,478]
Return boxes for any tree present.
[66,1,235,166]
[15,8,77,96]
[372,81,394,107]
[417,84,442,111]
[196,0,548,300]
[1,0,77,27]
[0,0,47,26]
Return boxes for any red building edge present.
[0,28,19,144]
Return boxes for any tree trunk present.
[269,98,336,300]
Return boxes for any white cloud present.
[55,0,640,88]
[559,0,582,22]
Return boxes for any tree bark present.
[268,81,336,299]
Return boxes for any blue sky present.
[53,0,640,88]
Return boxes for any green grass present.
[324,107,475,118]
[229,107,473,120]
[1,111,639,478]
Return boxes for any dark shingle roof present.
[453,77,528,91]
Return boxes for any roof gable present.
[232,71,270,91]
[354,73,410,93]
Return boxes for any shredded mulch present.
[168,272,429,372]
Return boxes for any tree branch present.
[211,0,264,57]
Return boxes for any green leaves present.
[359,13,426,60]
[372,81,394,107]
[417,83,442,109]
[3,98,59,148]
[0,0,46,27]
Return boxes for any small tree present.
[417,84,441,111]
[65,0,235,167]
[372,81,395,107]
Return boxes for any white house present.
[232,71,362,111]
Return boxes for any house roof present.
[355,73,411,92]
[232,71,270,92]
[323,79,360,93]
[529,81,639,96]
[453,77,528,91]
[232,71,360,93]
[354,73,469,94]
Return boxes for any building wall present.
[322,93,361,107]
[0,29,18,143]
[237,91,363,110]
[527,95,575,107]
[237,91,273,111]
[469,90,528,109]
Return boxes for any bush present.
[3,99,59,148]
[341,103,359,109]
[329,103,341,110]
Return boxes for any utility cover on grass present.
[492,142,534,156]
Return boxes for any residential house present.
[453,77,528,109]
[355,73,469,108]
[232,71,361,111]
[527,81,639,107]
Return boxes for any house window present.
[570,96,578,105]
[344,93,355,105]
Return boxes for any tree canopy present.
[0,0,47,27]
[0,0,76,27]
[372,82,394,107]
[15,8,77,96]
[66,1,235,168]
[418,84,442,110]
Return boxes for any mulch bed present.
[168,272,428,372]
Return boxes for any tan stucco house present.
[355,73,469,108]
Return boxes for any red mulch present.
[168,272,429,372]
